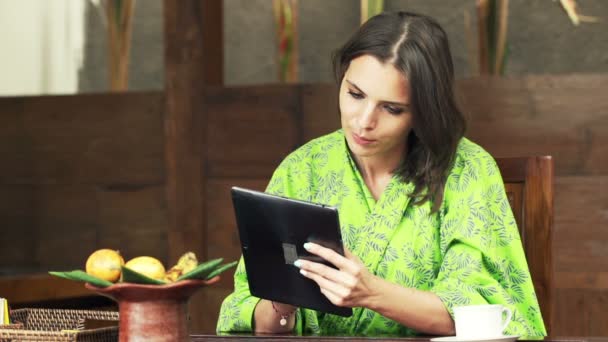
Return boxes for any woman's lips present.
[353,133,376,146]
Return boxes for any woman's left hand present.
[295,242,379,308]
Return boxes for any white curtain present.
[0,0,86,96]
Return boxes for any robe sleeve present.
[430,152,547,337]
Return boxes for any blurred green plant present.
[557,0,599,26]
[273,0,298,82]
[361,0,384,25]
[464,0,509,76]
[90,0,136,90]
[465,0,599,76]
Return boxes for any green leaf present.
[49,270,113,288]
[177,258,223,281]
[205,261,238,280]
[121,266,166,285]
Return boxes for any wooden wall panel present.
[198,286,234,334]
[553,176,608,273]
[300,84,340,141]
[206,179,265,261]
[0,98,31,185]
[205,86,301,179]
[588,290,608,335]
[97,185,169,263]
[0,185,37,271]
[0,93,165,185]
[0,92,166,275]
[461,76,608,176]
[556,272,608,289]
[552,289,608,336]
[553,289,588,336]
[32,185,99,269]
[0,275,92,304]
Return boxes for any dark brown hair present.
[333,11,466,212]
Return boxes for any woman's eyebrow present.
[346,80,409,107]
[384,100,410,108]
[345,80,364,93]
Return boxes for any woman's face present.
[339,54,413,164]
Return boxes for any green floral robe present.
[217,130,546,337]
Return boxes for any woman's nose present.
[357,103,377,129]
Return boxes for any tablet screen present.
[231,186,352,317]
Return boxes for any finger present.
[304,242,359,274]
[296,259,356,288]
[320,287,347,307]
[343,247,363,264]
[299,268,351,304]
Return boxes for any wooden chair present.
[495,156,554,335]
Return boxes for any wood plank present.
[0,185,37,270]
[0,98,28,185]
[206,179,267,290]
[97,185,168,263]
[556,271,608,289]
[196,286,234,334]
[588,290,608,335]
[164,0,206,263]
[553,176,608,273]
[0,92,165,185]
[553,288,587,336]
[300,84,340,141]
[460,76,608,176]
[205,86,300,178]
[29,185,99,269]
[201,0,223,85]
[164,0,210,334]
[0,274,92,304]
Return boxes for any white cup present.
[453,304,512,339]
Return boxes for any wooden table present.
[190,336,608,342]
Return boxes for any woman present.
[217,11,546,337]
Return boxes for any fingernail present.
[294,260,302,268]
[300,269,307,276]
[303,242,312,250]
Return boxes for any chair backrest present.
[495,156,554,335]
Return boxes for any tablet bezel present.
[231,186,353,317]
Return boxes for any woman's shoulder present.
[278,130,345,168]
[267,130,345,197]
[450,137,499,178]
[442,138,504,206]
[298,129,344,154]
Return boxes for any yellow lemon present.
[124,256,166,281]
[85,249,124,283]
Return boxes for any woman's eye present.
[385,105,404,115]
[347,91,364,99]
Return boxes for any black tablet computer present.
[231,186,352,317]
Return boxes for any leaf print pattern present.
[217,131,546,337]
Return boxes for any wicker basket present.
[0,308,118,342]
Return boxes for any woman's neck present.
[354,155,395,180]
[352,153,402,200]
